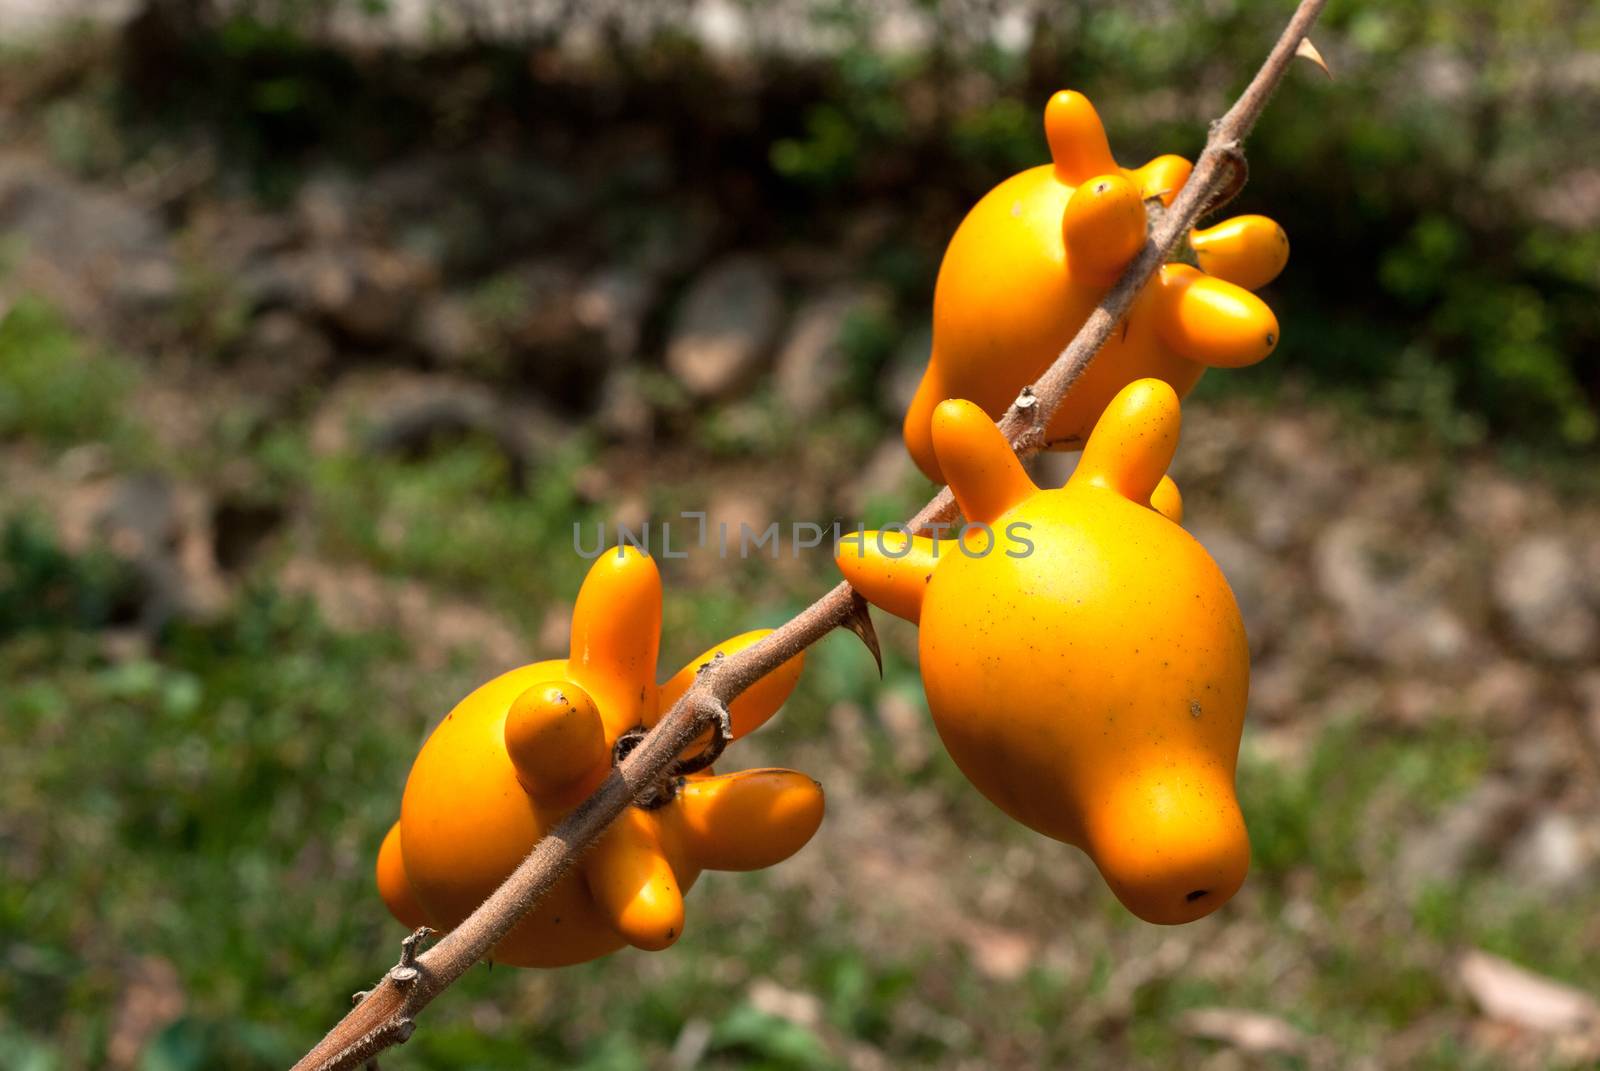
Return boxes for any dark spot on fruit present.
[1095,182,1109,193]
[1190,700,1203,718]
[1265,333,1276,346]
[1186,889,1209,903]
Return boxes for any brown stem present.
[290,3,1327,1067]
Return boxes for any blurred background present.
[2,1,1599,1068]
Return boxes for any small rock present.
[1506,811,1599,890]
[666,255,783,399]
[1492,535,1599,662]
[774,286,888,418]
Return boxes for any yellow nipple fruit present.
[840,380,1250,924]
[904,89,1287,482]
[376,546,825,966]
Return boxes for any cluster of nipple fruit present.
[376,89,1289,962]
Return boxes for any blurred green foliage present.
[307,436,599,620]
[0,297,138,446]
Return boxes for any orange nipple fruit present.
[844,379,1251,923]
[904,89,1286,482]
[377,547,824,965]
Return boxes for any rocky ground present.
[3,84,1600,1070]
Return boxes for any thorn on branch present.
[844,591,884,676]
[1295,36,1332,78]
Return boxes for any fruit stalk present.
[291,2,1329,1066]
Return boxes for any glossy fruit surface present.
[904,89,1286,482]
[377,547,823,966]
[1190,215,1290,291]
[844,380,1250,924]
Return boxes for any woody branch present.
[290,2,1329,1067]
